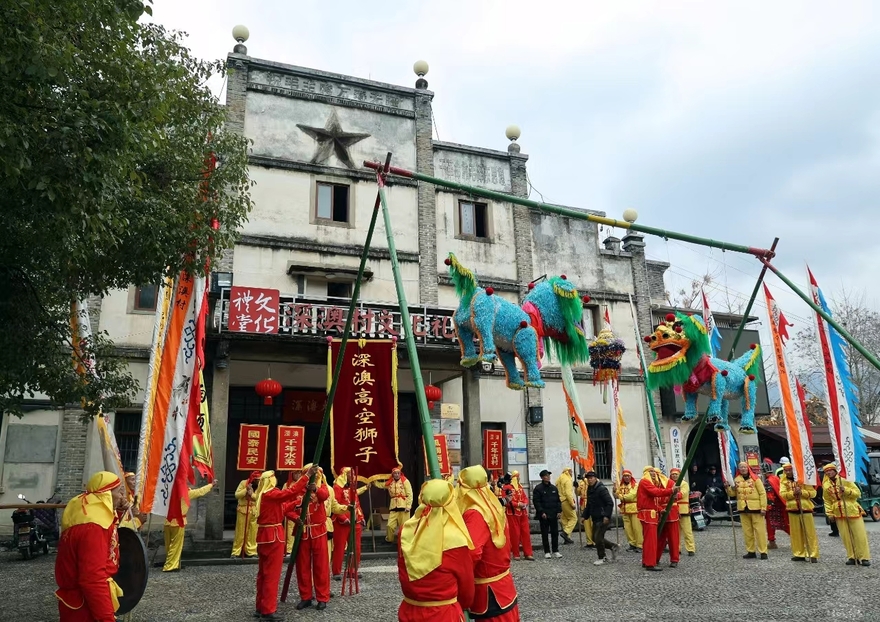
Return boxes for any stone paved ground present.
[3,518,879,622]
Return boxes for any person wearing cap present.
[378,466,413,544]
[254,467,314,621]
[555,467,577,545]
[775,456,791,478]
[232,470,261,558]
[331,466,368,580]
[779,463,819,562]
[398,479,475,621]
[457,465,520,621]
[532,469,563,559]
[636,465,670,571]
[583,471,617,566]
[822,463,871,566]
[576,474,596,548]
[55,471,129,622]
[669,468,694,557]
[163,478,217,572]
[284,463,331,611]
[613,470,642,552]
[503,471,534,561]
[727,461,769,559]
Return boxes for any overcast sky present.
[149,0,879,340]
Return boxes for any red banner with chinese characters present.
[329,339,399,484]
[237,424,269,471]
[228,286,279,334]
[483,429,504,473]
[424,434,452,476]
[276,425,305,471]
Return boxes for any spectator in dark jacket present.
[532,470,563,558]
[582,471,618,565]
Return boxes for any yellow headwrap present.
[400,479,474,581]
[334,467,352,488]
[652,468,670,487]
[61,471,121,531]
[457,465,506,549]
[315,467,327,488]
[510,470,522,491]
[255,470,277,515]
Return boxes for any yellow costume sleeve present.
[621,487,638,503]
[755,479,767,510]
[679,481,689,497]
[189,483,214,502]
[375,481,387,490]
[803,485,817,500]
[357,484,369,496]
[726,485,737,498]
[330,494,349,516]
[234,480,247,501]
[780,480,794,502]
[823,482,834,516]
[404,479,414,510]
[844,480,861,501]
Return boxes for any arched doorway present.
[684,421,723,477]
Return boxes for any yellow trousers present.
[163,525,185,571]
[622,514,643,548]
[679,514,695,553]
[582,517,594,545]
[838,517,871,561]
[232,512,258,557]
[286,521,295,555]
[741,513,768,554]
[386,510,408,542]
[789,513,819,559]
[561,502,578,535]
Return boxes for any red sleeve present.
[463,509,490,563]
[76,524,117,622]
[641,481,667,498]
[315,484,330,503]
[276,476,308,502]
[447,545,475,610]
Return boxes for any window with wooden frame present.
[114,411,142,473]
[458,200,489,239]
[133,284,158,312]
[316,182,350,223]
[586,423,612,480]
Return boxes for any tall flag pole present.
[763,284,818,486]
[717,430,738,486]
[806,267,868,484]
[602,308,626,484]
[562,365,594,473]
[700,288,724,358]
[628,294,668,472]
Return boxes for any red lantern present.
[425,384,442,410]
[255,378,282,406]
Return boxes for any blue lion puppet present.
[644,312,763,433]
[445,253,590,390]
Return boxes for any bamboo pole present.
[726,238,779,362]
[280,153,392,602]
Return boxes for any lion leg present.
[740,382,758,433]
[682,392,698,421]
[706,374,727,423]
[514,327,544,389]
[498,350,525,390]
[471,293,498,363]
[714,399,730,432]
[455,311,480,367]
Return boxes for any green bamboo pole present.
[280,153,391,602]
[628,294,667,471]
[726,238,779,361]
[376,173,442,479]
[363,161,775,259]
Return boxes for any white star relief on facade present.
[296,110,371,169]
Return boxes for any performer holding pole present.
[284,463,331,611]
[613,470,643,553]
[822,463,871,567]
[728,462,769,560]
[669,468,695,557]
[779,463,818,563]
[232,471,260,559]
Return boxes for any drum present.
[113,526,149,615]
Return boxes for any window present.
[587,423,612,480]
[133,285,158,312]
[114,412,142,473]
[316,182,350,223]
[459,200,489,239]
[326,282,352,299]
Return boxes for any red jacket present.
[503,485,528,517]
[637,477,671,525]
[463,509,517,617]
[257,476,308,544]
[284,483,330,539]
[332,484,364,525]
[397,543,475,621]
[55,522,119,622]
[663,478,681,523]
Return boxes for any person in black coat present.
[532,470,563,558]
[582,471,618,565]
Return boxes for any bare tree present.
[665,270,719,310]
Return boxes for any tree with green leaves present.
[0,0,253,418]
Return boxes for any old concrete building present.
[0,32,677,538]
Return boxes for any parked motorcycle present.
[689,491,709,530]
[11,494,50,560]
[702,486,740,522]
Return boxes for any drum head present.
[113,527,149,615]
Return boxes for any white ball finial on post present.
[232,25,250,54]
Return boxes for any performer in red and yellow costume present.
[613,470,643,552]
[380,467,413,543]
[457,465,520,621]
[284,463,331,611]
[55,471,127,622]
[636,465,670,571]
[762,459,788,550]
[503,471,534,561]
[233,470,260,558]
[119,472,145,531]
[822,463,871,566]
[331,466,368,579]
[576,475,595,547]
[727,462,768,559]
[669,467,694,557]
[398,479,475,622]
[779,463,819,562]
[254,468,312,621]
[317,467,344,586]
[283,469,303,555]
[555,468,577,545]
[652,469,680,568]
[163,478,216,572]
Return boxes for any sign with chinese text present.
[669,426,684,471]
[744,446,762,475]
[277,425,305,471]
[329,339,400,483]
[228,287,279,334]
[440,403,460,420]
[423,434,451,476]
[237,424,269,471]
[483,429,504,473]
[283,390,327,423]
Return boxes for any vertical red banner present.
[237,424,269,471]
[483,429,504,473]
[424,434,451,476]
[277,425,305,471]
[329,339,400,483]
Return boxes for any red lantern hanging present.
[255,378,282,406]
[425,384,442,410]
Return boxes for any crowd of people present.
[51,457,873,621]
